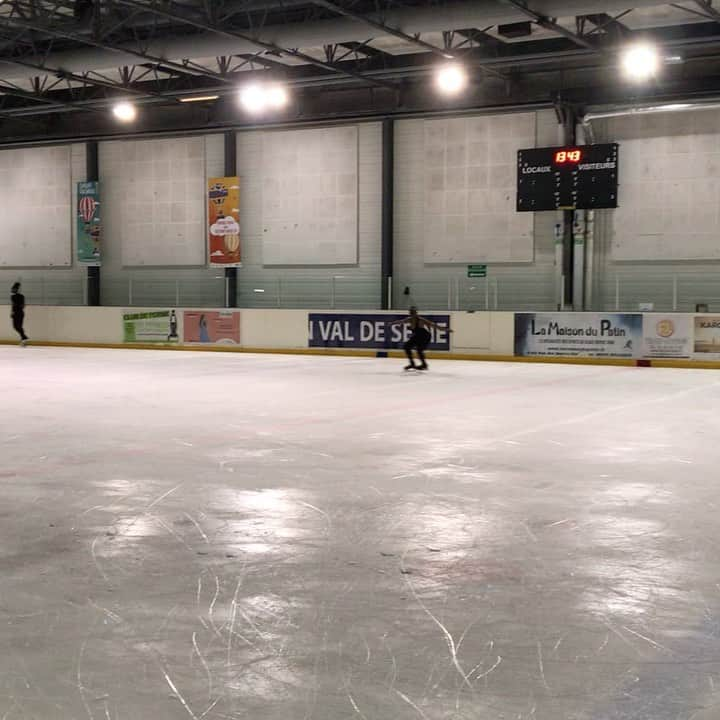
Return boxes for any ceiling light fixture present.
[238,82,290,113]
[620,43,660,82]
[112,101,137,122]
[266,84,289,109]
[435,64,468,95]
[179,95,220,103]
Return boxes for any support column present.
[557,103,578,309]
[224,130,238,308]
[86,141,100,306]
[381,119,394,310]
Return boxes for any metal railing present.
[2,274,558,311]
[595,270,720,313]
[10,269,719,313]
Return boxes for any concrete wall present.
[394,109,560,312]
[0,144,86,305]
[235,123,382,308]
[99,134,225,308]
[591,108,720,312]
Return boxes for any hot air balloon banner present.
[208,177,241,267]
[77,181,101,265]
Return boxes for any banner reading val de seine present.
[308,313,451,350]
[515,312,642,358]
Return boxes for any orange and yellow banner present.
[208,177,241,266]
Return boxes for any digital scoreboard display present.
[516,143,619,211]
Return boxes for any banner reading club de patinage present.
[515,312,642,358]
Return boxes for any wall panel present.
[261,126,359,266]
[394,109,558,311]
[100,136,207,267]
[0,145,76,268]
[236,123,381,307]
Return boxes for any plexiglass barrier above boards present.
[6,268,720,313]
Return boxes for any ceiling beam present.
[0,14,235,85]
[500,0,597,51]
[694,1,720,21]
[311,0,511,82]
[113,0,396,89]
[309,0,454,59]
[582,12,632,40]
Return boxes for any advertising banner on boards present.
[123,310,179,343]
[515,312,642,358]
[208,177,241,267]
[642,316,692,358]
[183,311,240,345]
[308,313,451,350]
[693,316,720,357]
[77,181,101,265]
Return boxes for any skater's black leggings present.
[12,312,27,341]
[404,328,430,366]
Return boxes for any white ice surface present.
[1,347,720,719]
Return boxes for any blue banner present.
[515,312,642,358]
[308,313,451,350]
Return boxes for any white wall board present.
[422,113,536,264]
[261,125,359,265]
[0,145,73,268]
[611,111,720,261]
[101,136,206,267]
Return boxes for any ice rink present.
[2,346,720,720]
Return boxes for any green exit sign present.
[467,264,487,278]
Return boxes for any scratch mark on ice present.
[90,537,109,583]
[192,632,212,699]
[199,697,221,719]
[537,641,550,692]
[227,572,246,666]
[77,639,95,720]
[147,483,183,510]
[184,513,209,544]
[395,689,430,720]
[348,693,368,720]
[400,551,473,691]
[297,500,331,534]
[621,626,670,653]
[208,576,223,639]
[163,669,199,720]
[475,656,502,681]
[547,518,571,528]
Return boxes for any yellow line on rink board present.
[2,339,720,370]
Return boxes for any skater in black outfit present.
[388,306,448,371]
[10,282,28,346]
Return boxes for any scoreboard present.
[516,143,619,211]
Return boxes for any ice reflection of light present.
[578,514,683,619]
[597,482,672,506]
[388,498,506,595]
[211,489,318,558]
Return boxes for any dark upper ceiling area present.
[2,1,720,143]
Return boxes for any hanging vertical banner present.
[77,181,101,265]
[208,177,241,267]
